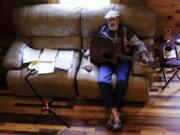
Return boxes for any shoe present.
[111,114,126,131]
[106,118,114,129]
[112,120,122,131]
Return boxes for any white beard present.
[108,24,119,31]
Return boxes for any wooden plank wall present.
[0,0,49,65]
[0,0,48,36]
[111,0,147,4]
[0,0,15,65]
[147,0,175,38]
[113,0,180,38]
[120,0,147,5]
[174,0,180,33]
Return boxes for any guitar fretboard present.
[115,53,154,65]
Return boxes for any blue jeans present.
[98,59,131,110]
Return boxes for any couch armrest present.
[132,50,154,76]
[3,41,28,69]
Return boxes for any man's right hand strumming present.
[83,64,92,72]
[82,51,92,72]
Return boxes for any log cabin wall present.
[111,0,147,5]
[174,0,180,33]
[147,0,175,39]
[112,0,180,38]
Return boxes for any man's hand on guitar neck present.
[140,51,148,67]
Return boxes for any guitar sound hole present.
[103,52,114,59]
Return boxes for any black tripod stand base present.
[25,69,70,128]
[33,108,70,128]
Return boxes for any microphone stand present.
[25,69,70,128]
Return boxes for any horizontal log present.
[147,0,173,6]
[174,13,180,23]
[151,6,174,15]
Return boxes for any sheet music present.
[38,61,55,74]
[39,48,58,62]
[55,50,74,70]
[27,49,74,74]
[23,47,41,63]
[27,48,57,74]
[28,61,54,74]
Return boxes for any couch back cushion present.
[30,36,81,50]
[81,4,156,48]
[13,4,81,49]
[13,4,81,37]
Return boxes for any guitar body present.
[90,36,122,65]
[90,36,157,68]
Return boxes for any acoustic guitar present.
[90,36,156,67]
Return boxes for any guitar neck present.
[115,53,153,63]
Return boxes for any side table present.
[160,34,180,89]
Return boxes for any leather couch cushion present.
[82,37,92,50]
[81,6,108,38]
[3,41,28,69]
[13,4,81,37]
[132,61,154,76]
[31,36,81,50]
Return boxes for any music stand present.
[25,69,70,127]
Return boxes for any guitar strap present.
[122,27,130,54]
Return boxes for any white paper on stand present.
[39,48,58,62]
[55,50,74,70]
[37,61,55,74]
[163,50,176,59]
[23,47,41,63]
[28,61,55,74]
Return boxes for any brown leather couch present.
[3,4,156,101]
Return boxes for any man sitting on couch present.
[83,10,148,131]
